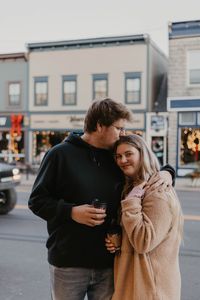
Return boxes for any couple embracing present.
[29,98,183,300]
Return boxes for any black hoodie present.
[28,132,124,268]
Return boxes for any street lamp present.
[154,101,159,114]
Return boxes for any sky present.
[0,0,200,56]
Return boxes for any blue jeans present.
[49,265,114,300]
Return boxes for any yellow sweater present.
[112,186,182,300]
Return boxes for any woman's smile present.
[115,144,140,177]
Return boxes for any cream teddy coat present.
[112,186,182,300]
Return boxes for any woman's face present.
[115,143,140,177]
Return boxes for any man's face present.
[99,119,126,149]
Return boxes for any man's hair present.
[84,98,133,133]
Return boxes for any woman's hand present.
[105,237,116,253]
[126,181,147,198]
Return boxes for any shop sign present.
[0,117,7,127]
[70,116,85,128]
[151,115,165,131]
[128,113,145,129]
[0,115,25,129]
[30,114,85,129]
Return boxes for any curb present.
[175,186,200,192]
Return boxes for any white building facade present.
[27,35,168,164]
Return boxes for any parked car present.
[0,163,21,214]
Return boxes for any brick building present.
[168,20,200,176]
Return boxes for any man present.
[28,98,174,300]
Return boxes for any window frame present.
[125,72,141,104]
[92,73,108,100]
[34,76,48,106]
[8,81,21,106]
[179,112,196,126]
[62,75,77,106]
[187,50,200,87]
[197,112,200,125]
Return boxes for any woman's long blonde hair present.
[114,134,160,197]
[114,134,184,238]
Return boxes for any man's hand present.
[145,171,172,191]
[71,204,106,227]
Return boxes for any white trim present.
[167,96,200,111]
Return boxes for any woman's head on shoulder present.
[114,134,160,183]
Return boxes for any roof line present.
[0,52,27,61]
[27,34,149,50]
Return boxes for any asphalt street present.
[0,186,199,300]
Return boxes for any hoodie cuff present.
[56,199,75,222]
[161,164,176,186]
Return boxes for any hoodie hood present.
[64,132,89,149]
[64,132,112,167]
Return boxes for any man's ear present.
[96,122,103,133]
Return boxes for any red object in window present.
[10,114,23,135]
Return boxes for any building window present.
[179,112,196,125]
[8,82,21,106]
[0,131,25,163]
[180,128,200,167]
[198,112,200,125]
[93,74,108,100]
[63,75,77,105]
[188,50,200,85]
[34,77,48,106]
[33,131,68,164]
[125,72,141,104]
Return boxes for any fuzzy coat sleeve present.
[121,188,173,254]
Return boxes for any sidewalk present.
[18,173,36,187]
[18,173,200,192]
[175,177,200,191]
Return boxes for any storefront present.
[0,114,26,163]
[168,97,200,176]
[32,130,69,164]
[146,113,168,166]
[29,112,146,165]
[29,113,85,164]
[179,116,200,172]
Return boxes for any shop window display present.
[180,128,200,167]
[33,131,69,164]
[0,131,24,163]
[151,136,164,166]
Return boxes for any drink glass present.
[92,198,107,211]
[107,225,122,252]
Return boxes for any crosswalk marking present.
[15,204,28,209]
[184,214,200,221]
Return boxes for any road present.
[178,191,200,300]
[0,187,199,300]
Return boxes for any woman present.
[106,134,183,300]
